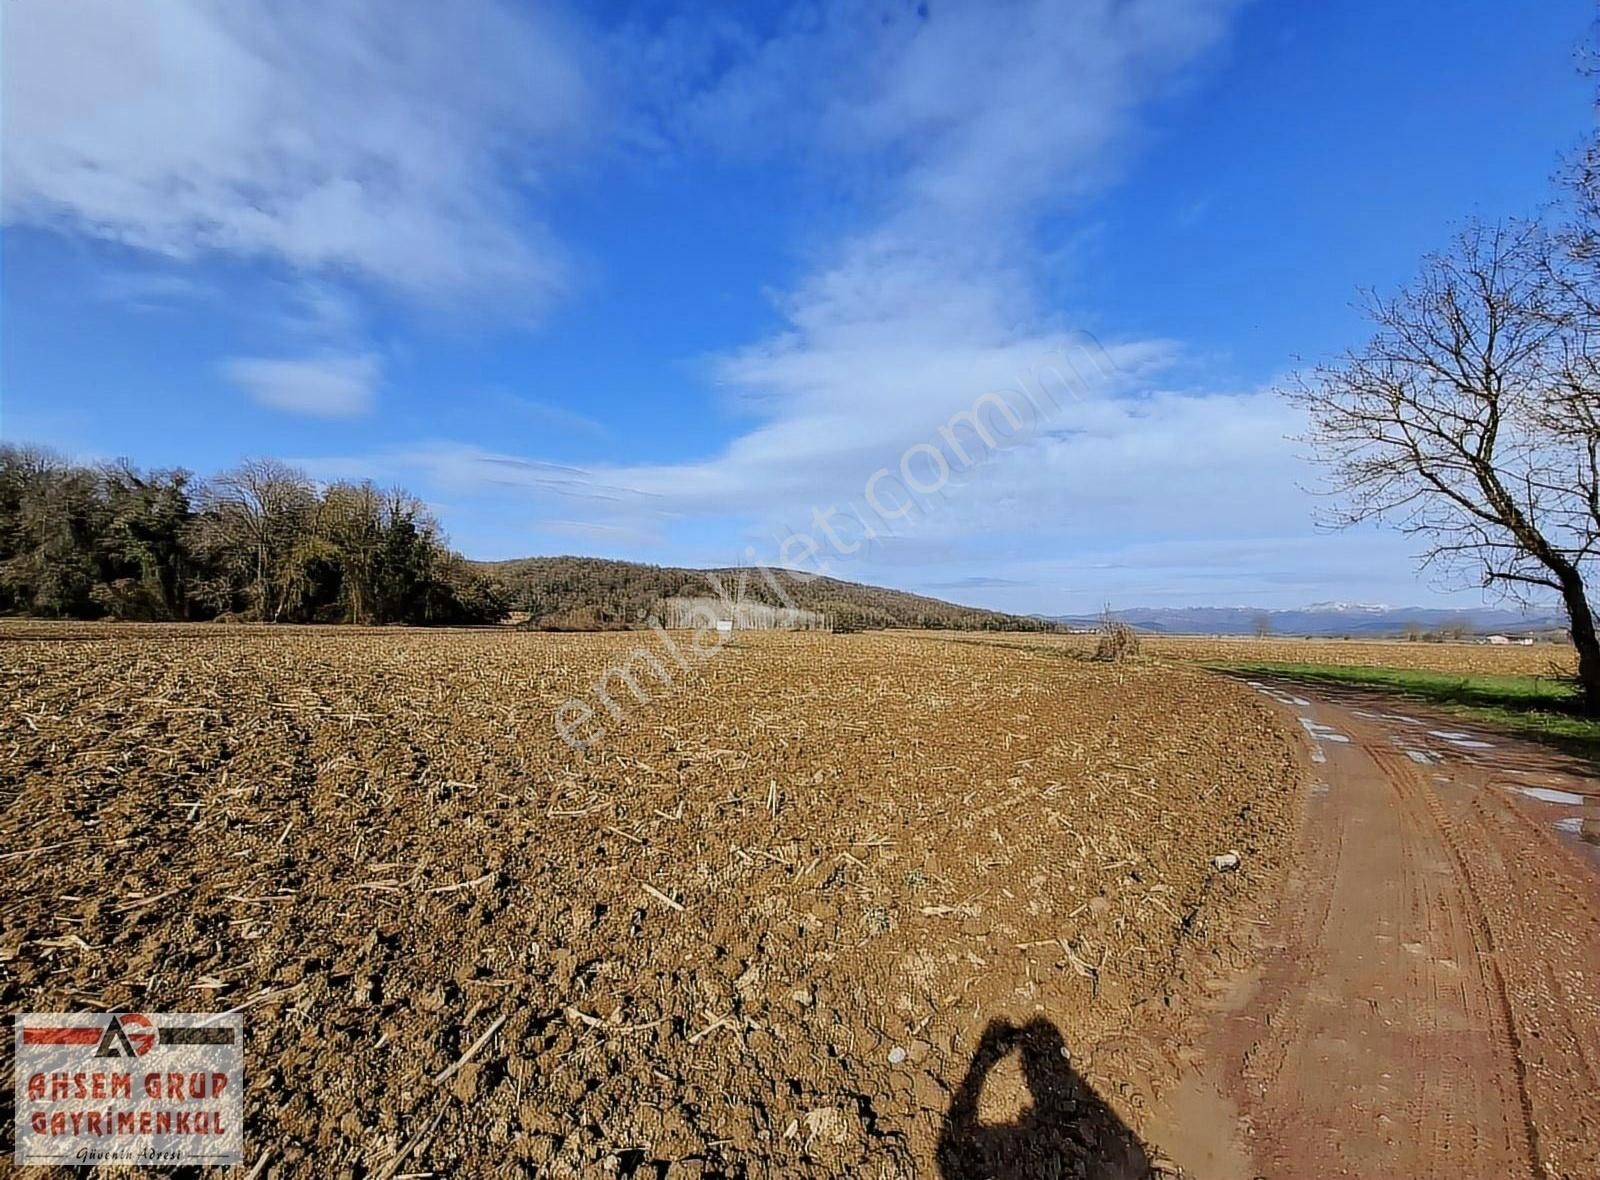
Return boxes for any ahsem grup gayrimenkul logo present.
[13,1012,243,1167]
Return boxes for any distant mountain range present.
[1048,603,1569,637]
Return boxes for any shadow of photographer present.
[937,1018,1153,1180]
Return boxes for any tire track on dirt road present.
[1162,681,1600,1180]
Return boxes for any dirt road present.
[1171,680,1600,1180]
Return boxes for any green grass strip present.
[1205,660,1600,761]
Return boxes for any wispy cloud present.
[222,353,382,419]
[16,0,1376,609]
[435,0,1249,550]
[91,268,211,311]
[923,575,1029,590]
[1,0,595,308]
[494,393,610,438]
[268,0,1274,607]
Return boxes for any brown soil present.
[1170,680,1600,1180]
[0,625,1299,1178]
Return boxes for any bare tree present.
[1251,612,1273,639]
[321,481,385,624]
[192,459,316,621]
[1287,221,1600,714]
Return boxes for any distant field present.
[935,630,1576,679]
[926,630,1593,754]
[1142,634,1576,678]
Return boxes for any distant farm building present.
[658,596,830,631]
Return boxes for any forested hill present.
[477,555,1056,632]
[0,443,1052,632]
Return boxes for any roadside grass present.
[1208,660,1600,761]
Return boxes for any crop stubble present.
[0,625,1298,1177]
[953,630,1579,678]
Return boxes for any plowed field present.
[0,625,1299,1178]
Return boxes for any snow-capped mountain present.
[1048,604,1568,637]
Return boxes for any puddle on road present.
[1246,682,1353,765]
[1497,781,1600,850]
[1555,816,1600,844]
[1388,734,1442,765]
[1298,717,1351,743]
[1353,708,1424,726]
[1295,715,1351,765]
[1248,682,1311,708]
[1428,729,1494,750]
[1247,677,1600,857]
[1517,786,1588,806]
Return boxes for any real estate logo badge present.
[13,1012,244,1167]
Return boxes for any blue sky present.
[2,0,1594,614]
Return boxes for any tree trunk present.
[1558,569,1600,717]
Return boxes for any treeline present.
[481,555,1060,633]
[0,448,1059,633]
[1400,620,1474,643]
[0,445,505,624]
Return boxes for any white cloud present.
[223,353,381,418]
[467,1,1251,541]
[377,1,1400,608]
[1,0,594,306]
[290,1,1288,606]
[655,0,1234,217]
[16,0,1419,607]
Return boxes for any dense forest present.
[0,444,505,624]
[481,555,1059,632]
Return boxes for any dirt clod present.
[0,624,1299,1177]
